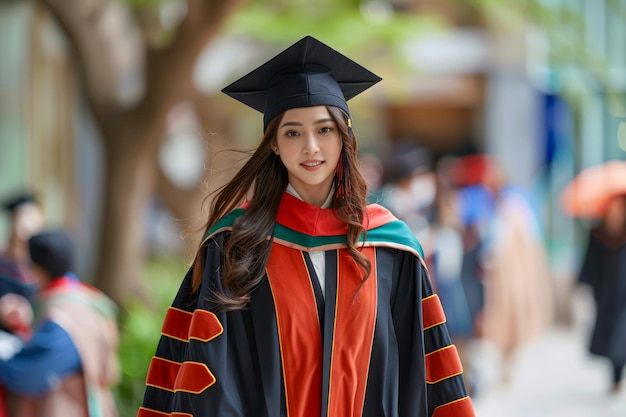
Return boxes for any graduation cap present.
[2,192,36,213]
[28,230,74,279]
[222,36,382,130]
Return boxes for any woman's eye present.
[285,130,299,137]
[319,126,333,134]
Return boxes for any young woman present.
[138,36,475,417]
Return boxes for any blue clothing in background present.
[0,258,35,300]
[0,319,81,396]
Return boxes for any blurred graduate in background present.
[0,230,120,417]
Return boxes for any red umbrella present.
[560,160,626,218]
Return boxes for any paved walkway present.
[471,326,626,417]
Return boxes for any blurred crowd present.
[0,193,120,417]
[361,146,626,399]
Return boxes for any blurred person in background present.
[577,193,626,394]
[0,230,120,417]
[455,184,494,339]
[425,159,476,394]
[378,143,435,243]
[448,154,553,390]
[478,156,553,384]
[0,193,45,413]
[452,183,497,395]
[138,36,475,417]
[0,193,44,304]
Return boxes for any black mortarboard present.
[2,192,36,213]
[28,230,74,279]
[222,36,382,130]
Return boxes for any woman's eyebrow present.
[279,118,334,129]
[279,121,302,128]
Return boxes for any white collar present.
[286,184,334,209]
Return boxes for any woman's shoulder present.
[364,204,425,259]
[365,203,397,228]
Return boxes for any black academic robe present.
[578,225,626,364]
[138,193,474,417]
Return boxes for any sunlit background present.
[1,0,626,415]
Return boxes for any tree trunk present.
[96,123,160,306]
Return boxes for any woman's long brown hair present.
[191,106,371,311]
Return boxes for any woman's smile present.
[301,160,325,170]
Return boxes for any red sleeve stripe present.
[422,294,446,330]
[137,407,169,417]
[145,356,181,392]
[172,361,216,394]
[136,407,194,417]
[161,307,193,342]
[425,345,463,384]
[432,396,475,417]
[188,310,223,342]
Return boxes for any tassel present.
[335,150,351,199]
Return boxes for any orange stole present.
[327,248,377,417]
[266,245,377,417]
[266,246,323,417]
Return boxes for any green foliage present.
[113,256,187,417]
[224,0,447,71]
[226,2,443,44]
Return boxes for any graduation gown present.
[578,225,626,364]
[138,192,474,417]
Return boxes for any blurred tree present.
[35,0,443,306]
[36,0,246,305]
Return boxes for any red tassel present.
[335,151,351,199]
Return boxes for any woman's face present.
[274,106,343,206]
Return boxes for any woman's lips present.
[301,161,324,171]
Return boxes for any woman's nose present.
[303,133,320,154]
